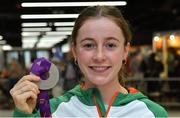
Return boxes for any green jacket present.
[13,85,168,117]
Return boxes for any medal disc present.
[31,62,59,90]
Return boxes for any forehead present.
[80,17,120,31]
[77,17,124,41]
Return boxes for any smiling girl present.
[10,6,168,117]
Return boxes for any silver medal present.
[30,62,59,90]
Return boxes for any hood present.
[67,85,148,106]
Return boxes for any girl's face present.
[72,17,129,86]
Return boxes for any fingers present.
[17,75,40,84]
[11,90,38,114]
[21,91,38,101]
[10,75,40,99]
[10,82,39,108]
[9,75,41,113]
[11,83,40,96]
[13,80,39,94]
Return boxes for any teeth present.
[91,66,108,71]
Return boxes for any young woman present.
[10,6,168,117]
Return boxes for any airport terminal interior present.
[0,0,180,117]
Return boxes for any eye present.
[105,42,117,49]
[83,43,95,50]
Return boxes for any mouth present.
[89,66,111,73]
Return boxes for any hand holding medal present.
[30,57,59,117]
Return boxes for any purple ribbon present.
[31,57,52,117]
[31,58,51,80]
[38,90,51,117]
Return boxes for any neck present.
[97,79,128,104]
[82,78,128,104]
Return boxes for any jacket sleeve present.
[13,107,40,117]
[141,99,168,117]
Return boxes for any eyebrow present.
[80,38,94,43]
[80,37,121,43]
[105,37,121,43]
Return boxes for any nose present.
[92,46,106,62]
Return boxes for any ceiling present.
[0,0,179,48]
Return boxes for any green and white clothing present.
[13,85,168,117]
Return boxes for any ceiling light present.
[37,36,66,48]
[22,38,38,43]
[62,43,70,53]
[22,23,48,27]
[154,36,160,41]
[21,14,79,19]
[42,35,67,38]
[37,43,55,48]
[0,35,3,40]
[54,22,75,26]
[41,36,65,41]
[21,1,127,7]
[23,43,35,48]
[21,32,41,36]
[46,31,72,35]
[0,40,6,44]
[37,41,58,48]
[170,35,175,40]
[22,37,38,48]
[2,45,12,50]
[56,27,73,31]
[22,27,52,32]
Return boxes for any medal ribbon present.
[31,58,52,118]
[93,91,119,118]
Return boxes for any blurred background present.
[0,0,179,117]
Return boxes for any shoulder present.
[50,85,82,112]
[50,91,76,106]
[140,98,168,117]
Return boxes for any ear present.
[124,42,130,60]
[71,43,77,59]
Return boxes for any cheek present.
[77,49,91,64]
[76,49,92,76]
[109,50,124,65]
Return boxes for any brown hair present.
[71,6,131,45]
[71,6,132,85]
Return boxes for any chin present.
[88,76,111,86]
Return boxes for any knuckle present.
[9,89,13,95]
[30,82,38,89]
[10,88,16,96]
[11,91,16,98]
[21,76,27,80]
[23,80,31,86]
[31,91,36,97]
[24,80,29,84]
[21,75,30,81]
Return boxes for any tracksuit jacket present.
[13,85,168,117]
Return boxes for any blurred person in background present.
[10,6,167,117]
[8,58,26,89]
[174,55,180,77]
[140,52,163,78]
[140,52,164,101]
[0,59,26,109]
[168,50,180,102]
[0,66,11,109]
[63,52,79,91]
[129,50,143,78]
